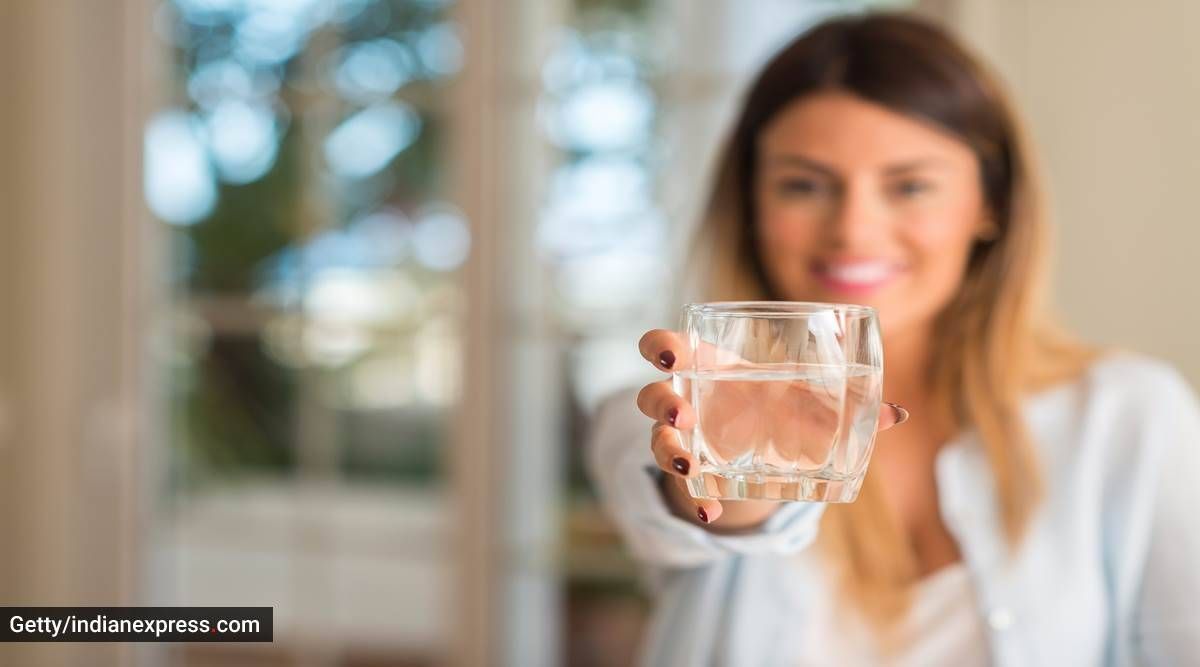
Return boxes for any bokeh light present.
[144,110,218,226]
[412,207,470,271]
[201,99,280,184]
[333,38,416,103]
[324,103,422,180]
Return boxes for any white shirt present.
[795,561,989,666]
[586,354,1200,666]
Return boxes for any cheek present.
[756,188,829,251]
[759,212,815,248]
[899,203,981,304]
[755,202,823,287]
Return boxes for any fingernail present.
[671,457,690,476]
[885,402,909,425]
[697,507,709,523]
[658,350,676,370]
[667,407,679,427]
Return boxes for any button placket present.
[935,439,1019,665]
[987,606,1015,632]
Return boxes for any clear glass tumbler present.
[673,301,883,502]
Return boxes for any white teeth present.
[823,262,895,284]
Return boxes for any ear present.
[975,215,1000,242]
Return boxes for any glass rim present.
[683,300,877,319]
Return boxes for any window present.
[147,1,464,663]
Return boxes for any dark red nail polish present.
[659,350,675,370]
[671,457,689,475]
[885,402,910,425]
[697,507,709,523]
[667,407,679,427]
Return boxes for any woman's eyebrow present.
[763,154,952,176]
[883,158,952,174]
[761,154,837,177]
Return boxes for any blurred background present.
[0,0,1196,665]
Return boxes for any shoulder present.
[1080,353,1197,411]
[1030,352,1197,429]
[1078,353,1200,448]
[1028,352,1200,484]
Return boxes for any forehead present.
[757,91,975,169]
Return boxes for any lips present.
[811,259,904,294]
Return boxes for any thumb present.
[876,402,910,431]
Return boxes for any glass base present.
[685,469,863,503]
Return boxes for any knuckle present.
[650,424,672,446]
[649,421,664,438]
[638,329,664,353]
[636,384,662,411]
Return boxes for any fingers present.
[638,329,690,372]
[876,401,910,431]
[675,476,724,524]
[651,422,724,524]
[637,380,695,429]
[650,422,693,476]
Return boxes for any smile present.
[810,259,905,295]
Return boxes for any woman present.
[586,12,1200,666]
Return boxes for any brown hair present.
[691,12,1098,643]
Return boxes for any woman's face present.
[754,91,992,338]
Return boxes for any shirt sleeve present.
[1127,363,1200,664]
[585,387,826,572]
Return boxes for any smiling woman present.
[587,11,1200,666]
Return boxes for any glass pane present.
[170,329,298,483]
[539,1,664,663]
[147,0,464,663]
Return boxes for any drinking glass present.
[673,301,883,502]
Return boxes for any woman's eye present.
[778,179,825,196]
[892,179,932,197]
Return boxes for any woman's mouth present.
[810,259,905,295]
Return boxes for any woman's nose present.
[828,186,887,247]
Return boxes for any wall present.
[944,0,1200,386]
[0,1,149,666]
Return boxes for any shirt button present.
[987,607,1015,631]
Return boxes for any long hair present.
[691,12,1098,641]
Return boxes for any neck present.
[880,320,963,447]
[881,323,935,415]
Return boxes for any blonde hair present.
[689,13,1099,642]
